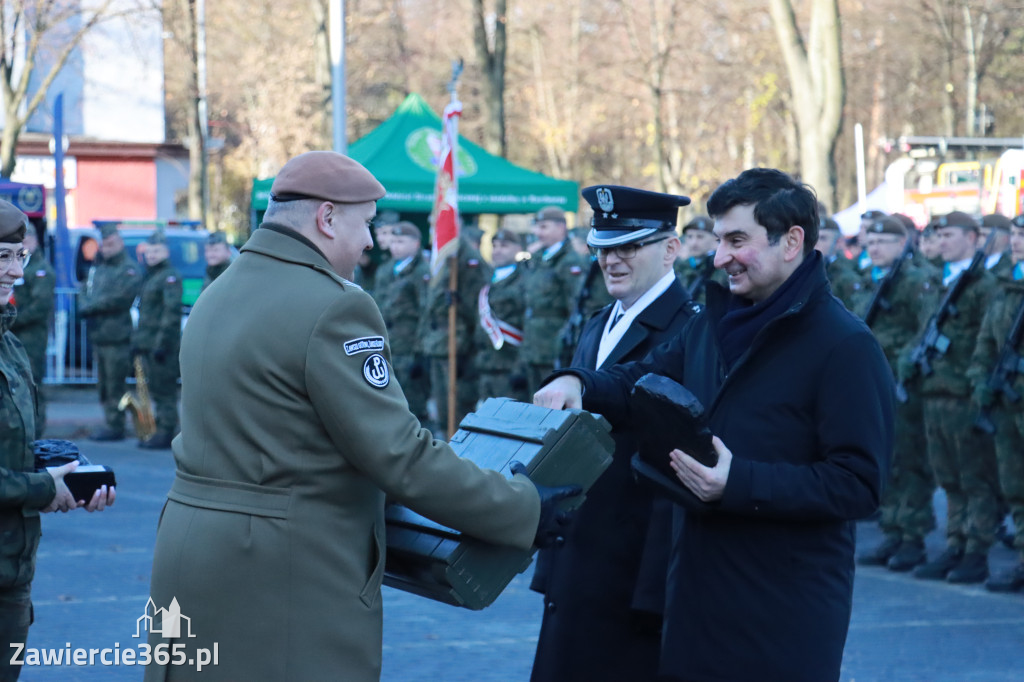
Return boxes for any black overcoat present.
[531,278,696,682]
[572,254,894,682]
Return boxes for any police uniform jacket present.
[77,249,141,345]
[0,305,54,590]
[145,225,539,682]
[531,278,695,682]
[561,252,893,682]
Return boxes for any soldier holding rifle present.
[967,215,1024,592]
[899,211,1000,584]
[854,217,939,572]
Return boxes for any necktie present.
[609,311,624,330]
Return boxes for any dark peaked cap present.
[271,151,386,204]
[582,185,690,247]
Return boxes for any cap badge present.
[596,187,614,214]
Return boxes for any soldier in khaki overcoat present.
[145,152,575,682]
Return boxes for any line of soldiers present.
[9,225,234,450]
[819,209,1024,593]
[364,206,733,438]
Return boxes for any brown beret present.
[682,216,714,234]
[981,214,1012,231]
[147,230,167,245]
[0,200,28,243]
[493,228,523,246]
[891,214,916,232]
[932,211,978,232]
[860,209,886,221]
[271,151,385,204]
[1013,214,1024,228]
[867,216,907,237]
[389,221,422,240]
[535,206,566,223]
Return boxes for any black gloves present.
[510,460,582,549]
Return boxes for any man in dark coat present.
[536,168,894,682]
[531,186,697,682]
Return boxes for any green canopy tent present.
[250,93,578,227]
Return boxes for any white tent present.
[832,182,889,235]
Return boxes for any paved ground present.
[14,387,1024,680]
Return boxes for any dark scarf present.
[715,251,821,370]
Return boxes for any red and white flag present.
[430,99,462,276]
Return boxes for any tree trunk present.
[311,0,332,145]
[472,0,507,157]
[768,0,845,212]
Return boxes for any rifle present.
[973,294,1024,435]
[556,258,602,369]
[897,229,996,402]
[862,237,915,328]
[686,251,716,301]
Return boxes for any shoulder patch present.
[34,269,47,277]
[362,353,390,388]
[569,265,583,275]
[344,336,385,356]
[127,268,137,276]
[166,276,177,283]
[467,259,479,268]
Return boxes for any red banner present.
[430,100,462,276]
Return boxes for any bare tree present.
[768,0,845,211]
[472,0,507,156]
[0,0,126,177]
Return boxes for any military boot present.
[886,539,927,572]
[856,535,900,567]
[913,546,964,580]
[946,552,989,584]
[89,427,124,442]
[985,562,1024,593]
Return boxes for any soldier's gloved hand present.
[972,383,995,409]
[509,460,582,549]
[153,347,167,364]
[896,355,917,384]
[409,356,426,380]
[509,374,528,392]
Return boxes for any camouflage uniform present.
[378,251,431,421]
[0,304,57,661]
[852,262,940,567]
[968,275,1024,571]
[825,255,863,310]
[77,248,142,436]
[476,262,529,403]
[673,254,727,304]
[522,241,585,393]
[10,249,55,437]
[418,239,491,435]
[987,252,1015,281]
[133,258,183,444]
[908,265,1001,575]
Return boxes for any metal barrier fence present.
[44,287,99,385]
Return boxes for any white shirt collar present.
[943,257,972,287]
[985,252,1004,270]
[595,270,677,368]
[493,264,516,282]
